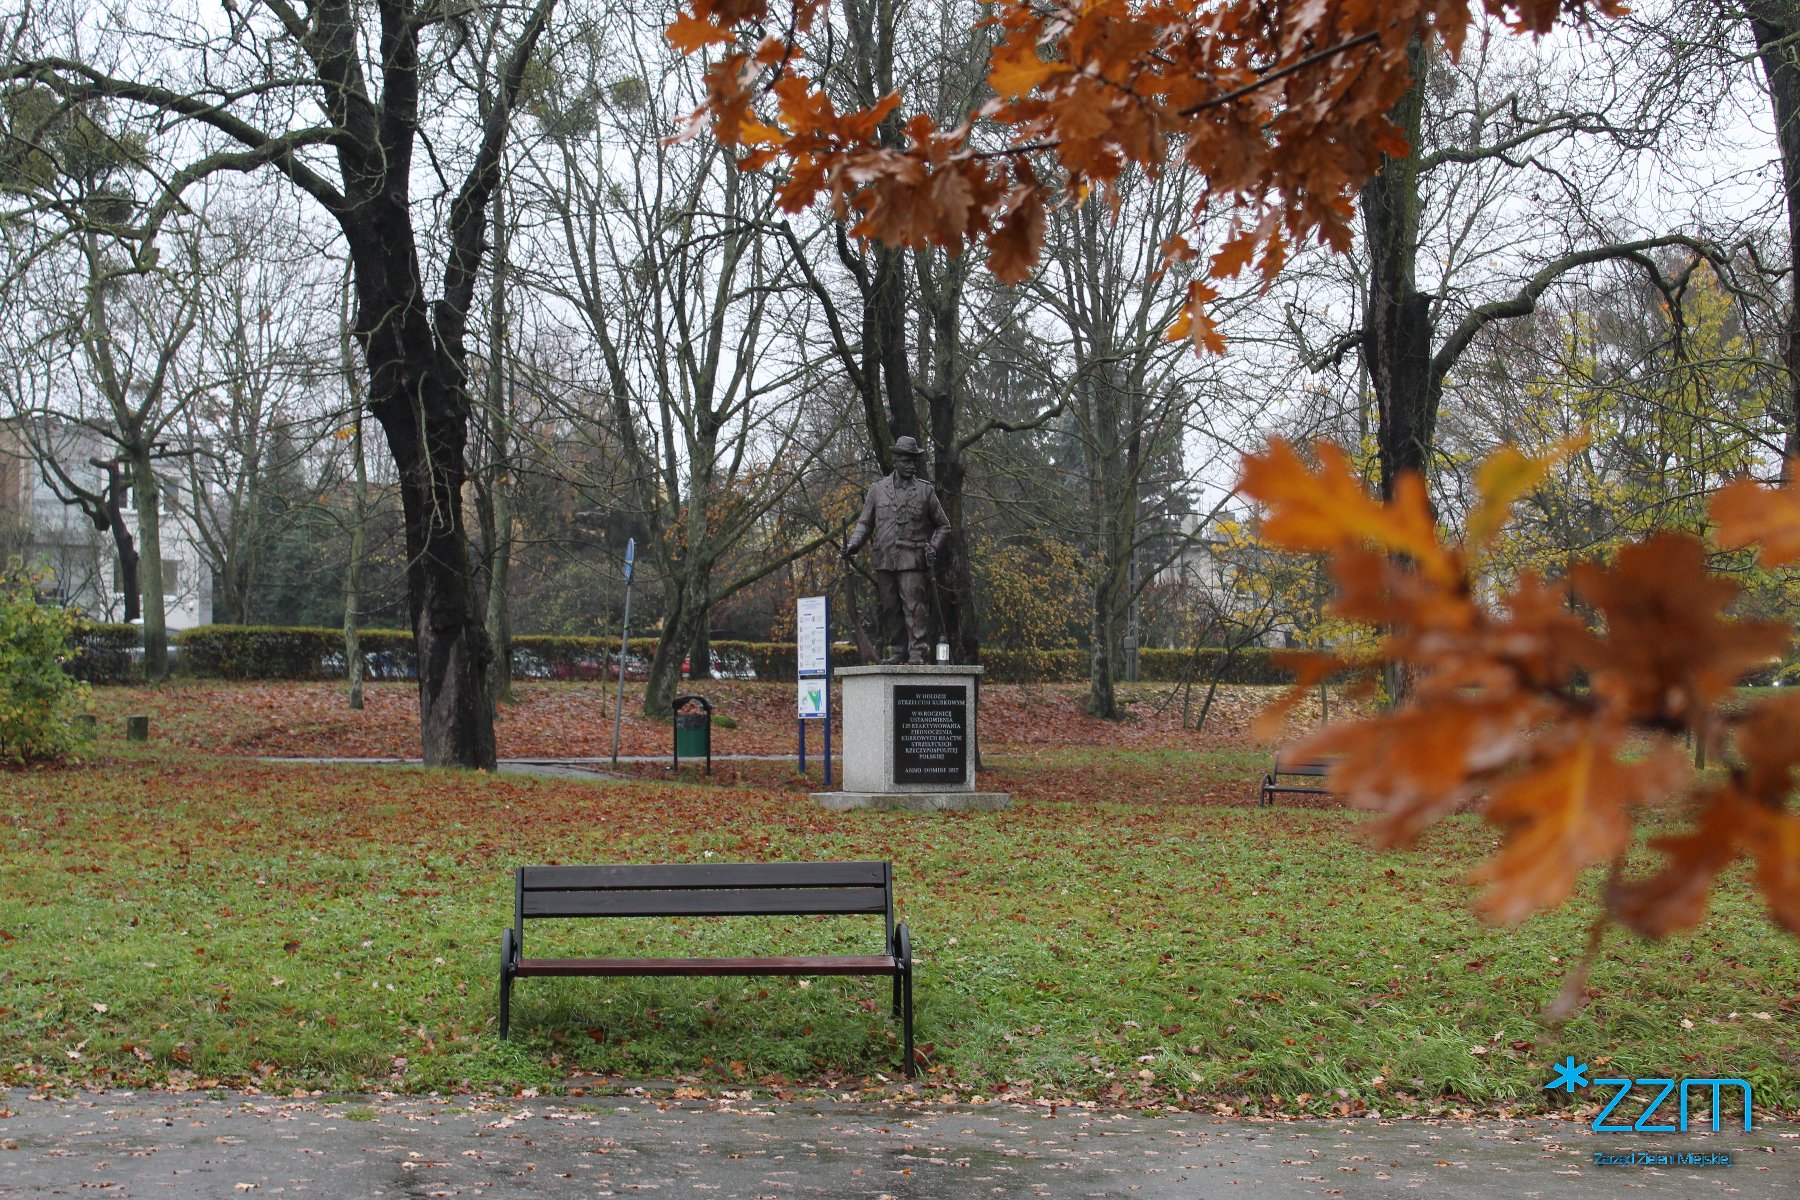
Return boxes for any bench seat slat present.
[521,886,889,919]
[522,862,887,892]
[514,954,899,978]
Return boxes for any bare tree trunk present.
[132,450,169,682]
[352,217,496,766]
[1749,4,1800,467]
[643,573,704,716]
[369,365,495,769]
[91,458,141,623]
[919,251,978,664]
[345,406,367,710]
[1361,38,1434,501]
[484,185,515,705]
[1083,366,1137,720]
[1193,652,1233,733]
[1360,41,1429,707]
[688,622,712,681]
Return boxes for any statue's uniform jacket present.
[850,474,951,569]
[847,471,951,661]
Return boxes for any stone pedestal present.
[811,665,1010,811]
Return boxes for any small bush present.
[1,559,93,763]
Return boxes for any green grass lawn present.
[1,743,1795,1116]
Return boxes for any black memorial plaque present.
[892,684,968,784]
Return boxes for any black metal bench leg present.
[894,923,914,1078]
[499,929,515,1040]
[901,964,915,1078]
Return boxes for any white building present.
[0,419,212,629]
[1153,511,1300,649]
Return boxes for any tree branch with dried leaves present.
[669,0,1627,349]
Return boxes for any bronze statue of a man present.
[841,436,951,665]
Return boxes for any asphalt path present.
[1,1090,1792,1199]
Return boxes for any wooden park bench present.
[498,860,916,1076]
[1260,754,1336,807]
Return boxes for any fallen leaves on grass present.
[84,681,1355,761]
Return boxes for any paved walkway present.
[1,1090,1791,1198]
[259,756,798,781]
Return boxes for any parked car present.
[549,656,607,681]
[682,651,756,680]
[714,653,757,680]
[125,643,182,667]
[512,649,551,680]
[610,653,649,680]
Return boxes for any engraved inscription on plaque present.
[892,684,967,784]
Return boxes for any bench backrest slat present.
[521,861,886,892]
[1273,756,1330,777]
[522,885,890,920]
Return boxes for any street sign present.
[611,537,638,766]
[795,595,831,782]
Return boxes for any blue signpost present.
[610,538,636,767]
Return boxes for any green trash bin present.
[672,694,712,774]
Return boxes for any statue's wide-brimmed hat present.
[892,435,925,458]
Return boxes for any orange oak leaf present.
[1740,802,1800,933]
[1209,228,1262,279]
[1240,440,1454,585]
[1571,533,1789,728]
[1736,692,1800,800]
[1609,786,1746,938]
[985,173,1046,284]
[666,12,734,53]
[1296,699,1539,845]
[1253,651,1347,741]
[1711,466,1800,565]
[989,27,1063,98]
[1472,736,1687,925]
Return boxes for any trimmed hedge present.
[89,623,1300,685]
[163,627,834,683]
[66,621,139,684]
[976,646,1294,685]
[1140,647,1292,685]
[173,625,415,680]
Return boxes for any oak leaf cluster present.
[1242,442,1800,939]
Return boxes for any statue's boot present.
[881,651,908,666]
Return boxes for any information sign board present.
[796,595,828,719]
